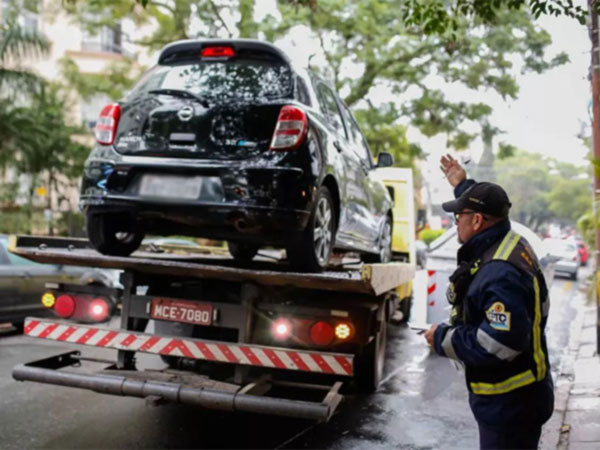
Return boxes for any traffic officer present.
[425,154,554,450]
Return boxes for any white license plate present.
[139,175,202,200]
[150,297,213,326]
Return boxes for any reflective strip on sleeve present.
[470,369,536,395]
[441,328,460,361]
[532,277,547,381]
[476,328,521,361]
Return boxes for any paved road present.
[0,268,586,449]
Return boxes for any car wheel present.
[87,213,145,256]
[571,270,578,281]
[354,304,387,392]
[287,186,335,272]
[362,216,392,264]
[227,241,259,262]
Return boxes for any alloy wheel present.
[313,197,333,265]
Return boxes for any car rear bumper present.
[554,261,578,274]
[82,197,312,245]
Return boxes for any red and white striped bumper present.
[23,318,354,376]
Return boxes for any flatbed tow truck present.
[8,235,414,422]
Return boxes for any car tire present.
[287,186,335,272]
[362,215,392,264]
[228,241,259,262]
[354,304,387,392]
[87,213,145,257]
[571,270,578,281]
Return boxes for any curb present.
[540,282,589,450]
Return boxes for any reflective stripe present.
[470,369,536,395]
[492,231,517,260]
[532,277,547,380]
[476,328,521,361]
[499,233,520,261]
[441,328,460,361]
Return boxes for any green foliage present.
[547,178,592,222]
[418,228,445,245]
[273,1,566,150]
[59,57,141,101]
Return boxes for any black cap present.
[442,182,511,218]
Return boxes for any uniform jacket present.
[432,179,554,428]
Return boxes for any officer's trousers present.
[478,422,542,450]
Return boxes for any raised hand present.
[440,154,466,188]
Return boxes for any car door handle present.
[333,140,343,153]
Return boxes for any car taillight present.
[310,321,335,346]
[54,295,76,318]
[89,298,110,322]
[95,103,121,145]
[270,105,308,151]
[201,46,235,58]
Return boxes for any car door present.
[314,82,371,248]
[337,101,381,247]
[0,241,19,321]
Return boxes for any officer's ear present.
[473,213,486,230]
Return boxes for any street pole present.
[588,0,600,353]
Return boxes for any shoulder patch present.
[486,302,511,331]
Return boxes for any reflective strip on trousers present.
[470,369,536,395]
[442,328,460,361]
[532,277,547,381]
[476,328,521,361]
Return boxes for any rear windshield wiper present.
[148,89,209,108]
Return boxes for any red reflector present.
[89,298,110,322]
[201,46,235,58]
[55,295,75,318]
[270,105,308,151]
[310,321,335,346]
[94,103,121,145]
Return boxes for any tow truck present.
[9,235,414,422]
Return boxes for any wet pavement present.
[0,269,587,449]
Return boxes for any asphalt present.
[541,273,600,450]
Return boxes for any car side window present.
[340,103,373,167]
[316,84,346,136]
[296,76,311,106]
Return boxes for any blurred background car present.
[0,235,120,329]
[424,222,555,324]
[543,238,580,280]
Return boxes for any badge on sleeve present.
[486,302,511,331]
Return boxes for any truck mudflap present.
[22,317,354,376]
[12,351,344,422]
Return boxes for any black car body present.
[80,39,394,271]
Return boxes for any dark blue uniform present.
[432,180,554,449]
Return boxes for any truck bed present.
[8,235,414,296]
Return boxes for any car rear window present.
[127,60,294,103]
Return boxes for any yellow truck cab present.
[372,167,416,321]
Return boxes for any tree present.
[268,1,566,152]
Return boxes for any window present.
[295,76,311,106]
[339,102,373,165]
[82,24,127,55]
[316,84,345,135]
[2,0,39,31]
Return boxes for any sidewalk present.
[542,280,600,450]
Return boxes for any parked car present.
[543,238,579,280]
[79,39,394,272]
[424,222,555,325]
[0,235,120,328]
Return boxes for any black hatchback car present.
[80,39,394,271]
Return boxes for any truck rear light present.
[334,322,353,340]
[95,103,121,145]
[272,318,292,340]
[269,105,308,151]
[201,46,235,58]
[89,298,110,322]
[310,321,334,346]
[41,292,56,308]
[55,295,76,318]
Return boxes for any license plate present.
[139,175,202,200]
[150,297,213,326]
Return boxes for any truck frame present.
[9,235,414,422]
